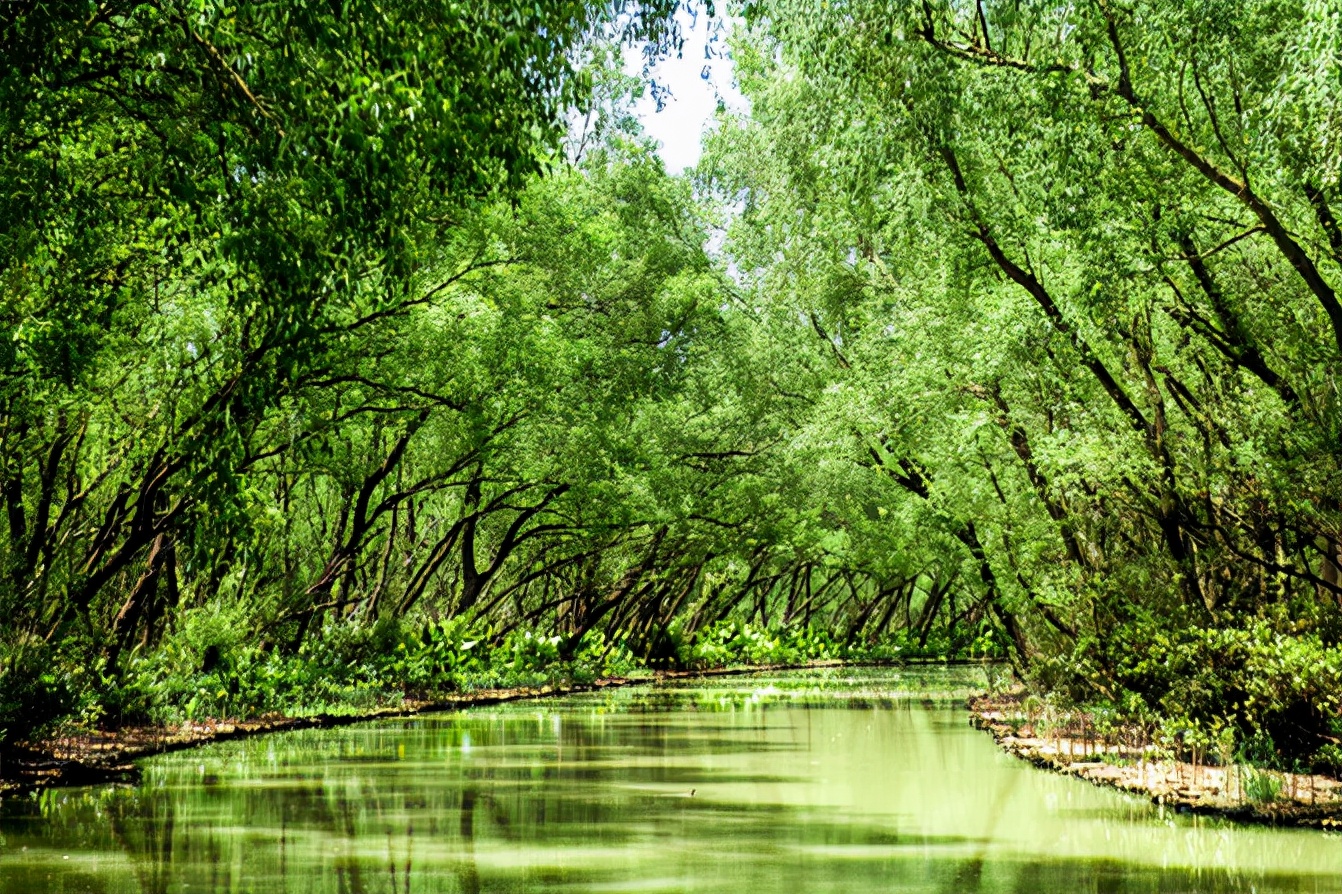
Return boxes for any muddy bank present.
[2,661,867,796]
[2,679,627,795]
[969,693,1342,829]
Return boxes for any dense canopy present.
[3,0,1341,775]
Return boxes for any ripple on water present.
[2,666,1341,893]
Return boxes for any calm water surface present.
[2,667,1341,892]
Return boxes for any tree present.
[707,0,1342,756]
[0,0,682,737]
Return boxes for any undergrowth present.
[2,606,999,745]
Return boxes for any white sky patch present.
[623,9,746,174]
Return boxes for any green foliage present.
[0,0,699,747]
[79,608,663,730]
[1242,768,1283,804]
[7,0,1342,767]
[682,621,823,668]
[700,0,1342,768]
[677,619,992,669]
[390,617,489,692]
[0,638,77,744]
[104,606,407,725]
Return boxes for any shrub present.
[1242,767,1282,804]
[0,637,77,744]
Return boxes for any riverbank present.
[2,661,871,796]
[969,692,1342,829]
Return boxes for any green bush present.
[679,621,844,669]
[8,604,999,740]
[570,631,641,679]
[389,616,488,692]
[0,637,78,744]
[1242,767,1282,804]
[102,605,414,724]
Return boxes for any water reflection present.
[2,667,1341,893]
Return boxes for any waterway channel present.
[1,666,1340,892]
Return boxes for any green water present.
[2,667,1341,893]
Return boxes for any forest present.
[2,0,1341,780]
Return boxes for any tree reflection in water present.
[2,668,1341,894]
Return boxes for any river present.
[1,666,1340,892]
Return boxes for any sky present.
[622,9,745,174]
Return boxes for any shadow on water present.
[3,668,1342,893]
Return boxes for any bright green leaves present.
[0,0,690,674]
[707,0,1342,731]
